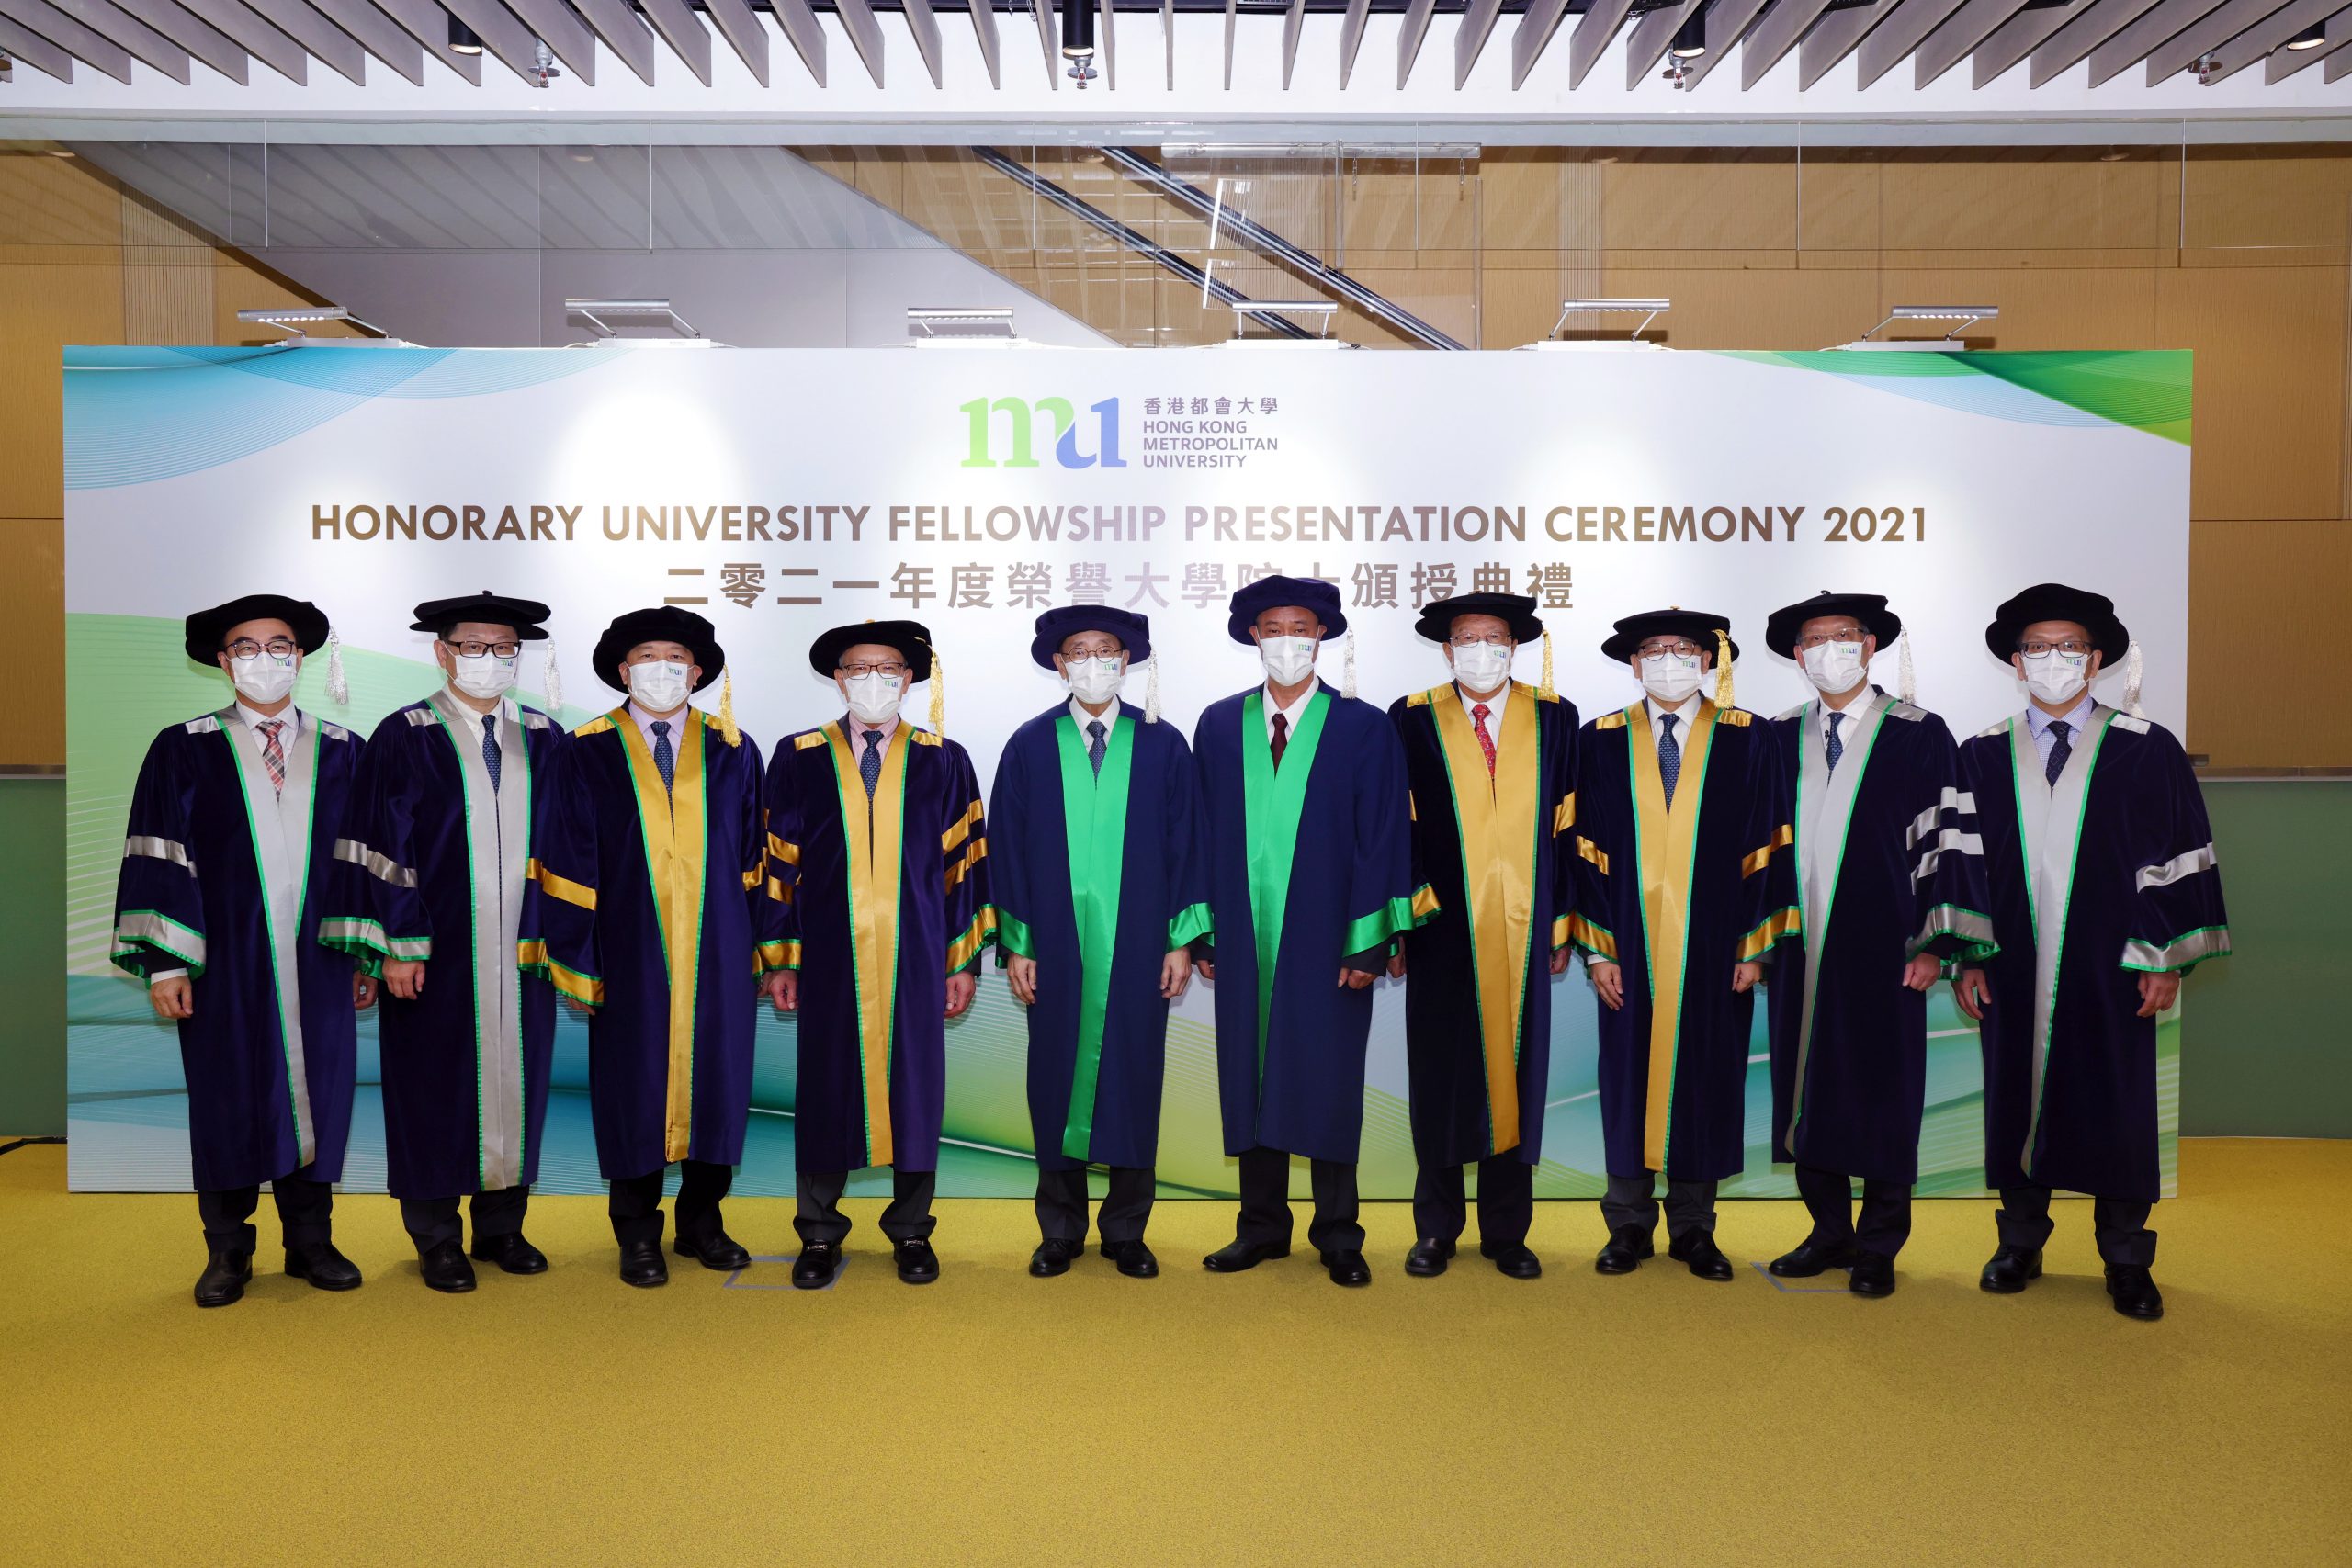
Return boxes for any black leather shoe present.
[1404,1238,1455,1277]
[2106,1264,2165,1320]
[1768,1236,1858,1278]
[194,1250,251,1308]
[1030,1238,1081,1277]
[1102,1240,1159,1279]
[1203,1239,1291,1273]
[1849,1251,1896,1297]
[617,1240,668,1288]
[1594,1225,1655,1275]
[1321,1248,1372,1286]
[1484,1241,1542,1280]
[895,1237,941,1284]
[791,1242,842,1290]
[418,1239,478,1293]
[469,1232,548,1275]
[1979,1245,2042,1293]
[1668,1231,1734,1281]
[674,1229,752,1272]
[284,1242,363,1292]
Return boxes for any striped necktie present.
[257,719,286,795]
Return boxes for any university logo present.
[959,396,1127,469]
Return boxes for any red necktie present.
[1271,712,1290,771]
[258,719,287,795]
[1472,703,1496,777]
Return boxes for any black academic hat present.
[808,619,935,684]
[594,605,725,692]
[410,591,551,642]
[1764,591,1902,660]
[1984,582,2130,665]
[1030,605,1151,671]
[1414,592,1544,645]
[184,593,329,662]
[1600,607,1739,665]
[1226,574,1347,645]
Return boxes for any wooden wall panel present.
[1599,150,1799,254]
[2155,265,2349,522]
[0,151,121,254]
[0,260,124,521]
[1594,265,1879,351]
[1873,150,2170,256]
[2183,147,2352,260]
[0,519,63,770]
[2188,520,2352,768]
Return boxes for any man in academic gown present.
[1389,592,1579,1281]
[1955,584,2232,1321]
[324,592,564,1292]
[1758,592,1997,1298]
[761,620,993,1289]
[990,606,1212,1280]
[1193,576,1425,1287]
[1569,609,1798,1281]
[112,594,373,1307]
[522,607,775,1287]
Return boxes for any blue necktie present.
[2045,719,2072,791]
[1087,718,1106,776]
[1825,709,1844,775]
[651,719,674,795]
[1659,713,1681,807]
[861,728,883,797]
[481,713,502,793]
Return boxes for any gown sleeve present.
[520,732,604,1006]
[942,740,993,975]
[734,735,786,979]
[1906,715,1999,965]
[2120,725,2233,975]
[986,731,1035,965]
[1161,725,1214,951]
[1736,717,1803,964]
[1548,697,1582,952]
[113,727,208,983]
[758,738,805,973]
[320,716,431,979]
[1567,725,1621,965]
[1338,708,1427,973]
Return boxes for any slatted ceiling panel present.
[1566,0,1634,85]
[1743,0,1839,86]
[299,0,420,82]
[2196,0,2341,80]
[0,10,76,74]
[2266,4,2352,77]
[112,0,246,82]
[2132,0,2294,82]
[898,0,941,86]
[0,0,138,82]
[1675,0,1770,86]
[365,0,477,82]
[1970,0,2086,85]
[774,0,825,83]
[56,0,193,80]
[2086,0,2235,84]
[1623,0,1695,85]
[2159,265,2349,519]
[699,0,766,84]
[633,0,711,85]
[1859,0,1973,84]
[435,0,538,84]
[497,0,597,85]
[238,0,361,81]
[834,0,885,85]
[1915,0,2035,83]
[170,0,300,81]
[1799,0,1898,85]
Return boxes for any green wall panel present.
[0,778,65,1136]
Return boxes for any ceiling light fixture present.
[1669,5,1708,59]
[448,17,482,55]
[2283,21,2326,50]
[1061,0,1098,88]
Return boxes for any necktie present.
[861,728,883,798]
[1472,703,1497,777]
[2045,719,2072,790]
[1658,713,1681,807]
[1270,712,1290,772]
[257,719,286,795]
[651,719,674,795]
[1087,719,1107,776]
[481,713,502,794]
[1826,709,1845,775]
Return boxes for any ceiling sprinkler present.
[1061,1,1098,88]
[2188,50,2220,83]
[533,38,560,86]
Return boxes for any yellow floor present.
[2,1139,2346,1567]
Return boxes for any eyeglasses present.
[1796,628,1867,649]
[2018,639,2094,658]
[840,660,908,679]
[1062,645,1124,662]
[224,638,298,660]
[1448,634,1515,649]
[445,639,522,660]
[1637,641,1703,660]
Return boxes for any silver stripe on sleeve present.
[123,835,195,872]
[1905,788,1977,850]
[114,910,207,965]
[2122,928,2233,971]
[2135,844,2218,892]
[1909,905,1996,957]
[334,837,419,889]
[1911,828,1984,884]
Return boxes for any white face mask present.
[1800,640,1868,696]
[1639,651,1703,705]
[1064,655,1125,707]
[450,651,518,701]
[842,671,904,726]
[2019,649,2090,705]
[1450,641,1512,693]
[627,659,693,713]
[229,649,298,705]
[1259,635,1317,686]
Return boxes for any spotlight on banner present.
[564,298,703,342]
[1546,299,1671,343]
[235,305,401,344]
[907,307,1019,342]
[1840,304,1999,350]
[1225,299,1343,345]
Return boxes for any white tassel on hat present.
[1144,653,1161,725]
[1343,627,1358,702]
[541,645,563,713]
[324,628,349,706]
[2123,638,2144,718]
[1897,629,1916,706]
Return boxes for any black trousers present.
[1996,1184,2157,1268]
[607,1160,733,1247]
[1600,1171,1718,1241]
[400,1185,530,1253]
[1795,1163,1914,1259]
[796,1168,937,1246]
[198,1177,333,1253]
[1035,1166,1156,1246]
[1235,1146,1363,1256]
[1412,1156,1534,1247]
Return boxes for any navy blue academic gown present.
[1194,682,1424,1166]
[1962,707,2231,1204]
[1569,698,1799,1185]
[1762,690,1996,1186]
[111,707,364,1191]
[323,692,562,1201]
[990,703,1213,1172]
[1392,682,1579,1169]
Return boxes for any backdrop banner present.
[62,343,2192,1201]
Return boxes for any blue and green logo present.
[959,396,1127,468]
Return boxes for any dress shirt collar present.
[233,700,302,736]
[2027,691,2097,739]
[1069,696,1120,740]
[1456,681,1510,726]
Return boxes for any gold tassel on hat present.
[929,643,946,736]
[718,669,740,747]
[1539,630,1555,702]
[1713,627,1735,708]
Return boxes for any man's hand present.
[945,971,977,1019]
[1951,968,1991,1021]
[1589,961,1624,1011]
[1159,949,1193,1001]
[763,970,798,1014]
[353,973,379,1009]
[1732,961,1762,994]
[1338,966,1376,991]
[1903,953,1941,992]
[383,958,426,1002]
[1386,950,1408,980]
[563,995,597,1016]
[1550,946,1574,977]
[1195,959,1215,982]
[1007,954,1039,1006]
[2136,970,2182,1019]
[150,976,193,1020]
